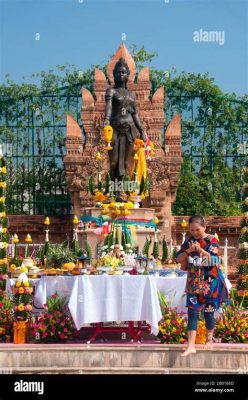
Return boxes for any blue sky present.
[0,0,247,95]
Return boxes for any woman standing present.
[176,215,230,357]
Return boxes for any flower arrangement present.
[103,125,113,151]
[12,276,33,321]
[158,292,187,344]
[31,293,78,342]
[0,148,9,295]
[101,201,134,218]
[0,294,13,342]
[97,254,121,270]
[237,163,248,297]
[215,305,248,343]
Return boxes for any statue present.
[104,57,147,182]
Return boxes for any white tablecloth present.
[6,275,188,334]
[155,276,187,312]
[6,274,231,334]
[34,276,76,308]
[68,275,162,335]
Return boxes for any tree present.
[236,163,248,299]
[0,45,247,216]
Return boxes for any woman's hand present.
[186,244,197,253]
[193,243,202,254]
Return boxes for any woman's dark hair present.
[113,57,130,84]
[189,215,206,226]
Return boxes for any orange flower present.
[134,138,144,148]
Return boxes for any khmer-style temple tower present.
[63,44,182,240]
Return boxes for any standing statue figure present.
[104,57,147,182]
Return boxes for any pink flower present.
[51,294,57,299]
[59,333,65,340]
[44,304,48,310]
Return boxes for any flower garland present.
[0,149,9,295]
[12,274,33,321]
[237,163,248,297]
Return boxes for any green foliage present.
[47,292,68,313]
[103,173,111,195]
[172,247,178,261]
[107,231,114,249]
[0,294,13,342]
[161,237,168,263]
[46,244,76,268]
[114,227,119,245]
[0,45,247,216]
[84,240,92,258]
[72,239,83,257]
[153,239,159,259]
[173,155,242,216]
[143,236,151,257]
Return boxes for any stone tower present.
[63,44,182,239]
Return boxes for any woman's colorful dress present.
[176,234,230,312]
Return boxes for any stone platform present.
[1,343,247,374]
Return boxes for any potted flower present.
[0,294,13,343]
[31,293,78,343]
[215,305,248,343]
[12,274,33,344]
[158,292,187,344]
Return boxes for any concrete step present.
[10,366,243,374]
[0,344,247,372]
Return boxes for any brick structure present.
[7,215,72,244]
[63,44,182,239]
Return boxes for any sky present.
[0,0,248,96]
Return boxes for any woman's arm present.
[104,88,114,126]
[131,93,147,141]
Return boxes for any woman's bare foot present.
[204,340,213,349]
[205,330,214,349]
[181,347,197,357]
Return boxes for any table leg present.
[87,323,102,344]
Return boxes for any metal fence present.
[0,85,247,215]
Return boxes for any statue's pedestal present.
[78,207,156,258]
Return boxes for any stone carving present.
[63,44,182,238]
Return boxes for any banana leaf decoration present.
[97,179,102,192]
[103,173,111,195]
[143,236,152,257]
[108,230,114,249]
[84,240,92,258]
[89,175,95,196]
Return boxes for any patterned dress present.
[176,234,230,312]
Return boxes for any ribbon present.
[80,215,156,228]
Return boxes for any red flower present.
[51,294,57,299]
[59,333,65,340]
